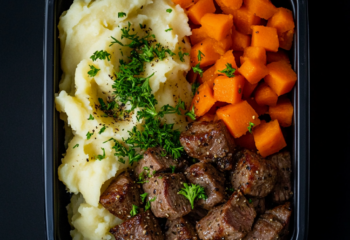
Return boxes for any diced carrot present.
[208,101,229,114]
[266,50,290,64]
[172,0,199,9]
[216,100,261,138]
[190,27,209,45]
[201,13,233,41]
[253,119,287,157]
[186,69,198,84]
[190,38,222,67]
[198,65,218,88]
[240,46,266,65]
[215,0,243,14]
[269,97,294,127]
[191,82,217,117]
[232,6,262,35]
[254,82,278,106]
[245,97,268,116]
[264,61,297,96]
[279,28,294,51]
[267,8,295,34]
[215,34,233,54]
[233,51,243,68]
[213,75,245,104]
[214,50,238,75]
[198,113,216,122]
[243,0,278,20]
[251,25,279,52]
[235,133,257,150]
[187,0,216,25]
[231,29,251,51]
[243,80,258,99]
[238,58,269,84]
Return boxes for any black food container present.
[43,0,309,239]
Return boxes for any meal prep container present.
[43,0,309,239]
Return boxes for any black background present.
[0,0,347,239]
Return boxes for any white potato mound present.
[55,0,192,239]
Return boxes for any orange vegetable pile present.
[172,0,297,158]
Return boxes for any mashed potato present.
[55,0,192,239]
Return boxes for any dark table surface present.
[0,0,348,239]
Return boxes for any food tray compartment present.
[43,0,309,239]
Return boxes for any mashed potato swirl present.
[55,0,192,239]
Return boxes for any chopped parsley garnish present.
[197,50,205,61]
[113,141,143,166]
[170,165,176,173]
[178,48,189,62]
[248,198,253,204]
[73,144,79,149]
[165,28,173,32]
[247,121,255,133]
[118,158,125,164]
[158,176,163,179]
[185,106,196,121]
[118,12,126,18]
[90,50,111,61]
[139,23,146,29]
[130,204,138,217]
[178,183,207,209]
[110,36,123,47]
[98,98,107,110]
[228,187,234,193]
[166,9,172,13]
[143,166,150,171]
[140,192,148,203]
[86,131,94,140]
[96,148,105,161]
[218,63,236,78]
[145,196,156,211]
[88,65,100,77]
[88,114,94,120]
[99,125,106,134]
[238,88,242,94]
[192,63,203,77]
[191,82,200,96]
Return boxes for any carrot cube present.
[264,61,297,96]
[215,50,238,75]
[231,30,251,51]
[198,113,216,122]
[267,8,295,34]
[266,49,290,64]
[242,80,258,99]
[201,13,234,41]
[213,75,245,104]
[246,97,268,116]
[238,58,269,84]
[240,46,266,65]
[268,97,294,127]
[190,27,209,45]
[215,34,233,54]
[216,100,261,138]
[253,119,287,157]
[243,0,278,20]
[251,25,279,52]
[198,65,218,88]
[215,0,243,14]
[254,82,278,106]
[279,28,294,51]
[172,0,199,9]
[235,133,257,150]
[191,82,217,117]
[190,38,221,67]
[187,0,216,25]
[233,6,262,35]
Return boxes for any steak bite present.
[100,171,141,220]
[196,191,256,240]
[110,210,164,240]
[165,217,198,240]
[250,197,266,215]
[135,147,179,177]
[231,149,278,197]
[142,173,191,220]
[244,202,292,240]
[185,162,226,210]
[268,151,293,203]
[180,120,237,171]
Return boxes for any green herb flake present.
[248,198,253,204]
[145,196,156,211]
[130,204,139,217]
[192,63,203,77]
[218,63,236,78]
[118,158,125,164]
[90,50,111,61]
[191,82,200,96]
[178,47,189,62]
[166,9,172,13]
[86,131,94,140]
[178,183,207,209]
[118,12,126,18]
[170,165,176,173]
[185,106,196,121]
[165,28,173,32]
[140,193,148,203]
[88,65,100,77]
[247,121,255,133]
[96,148,106,160]
[99,125,107,134]
[238,88,242,94]
[88,114,94,120]
[197,50,205,61]
[110,36,124,47]
[73,144,79,149]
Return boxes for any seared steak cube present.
[185,162,226,210]
[244,202,292,240]
[100,171,141,220]
[268,151,293,203]
[186,206,209,222]
[231,150,278,197]
[196,191,256,240]
[110,210,164,240]
[165,217,198,240]
[180,120,237,171]
[250,197,266,215]
[135,147,179,177]
[143,173,191,220]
